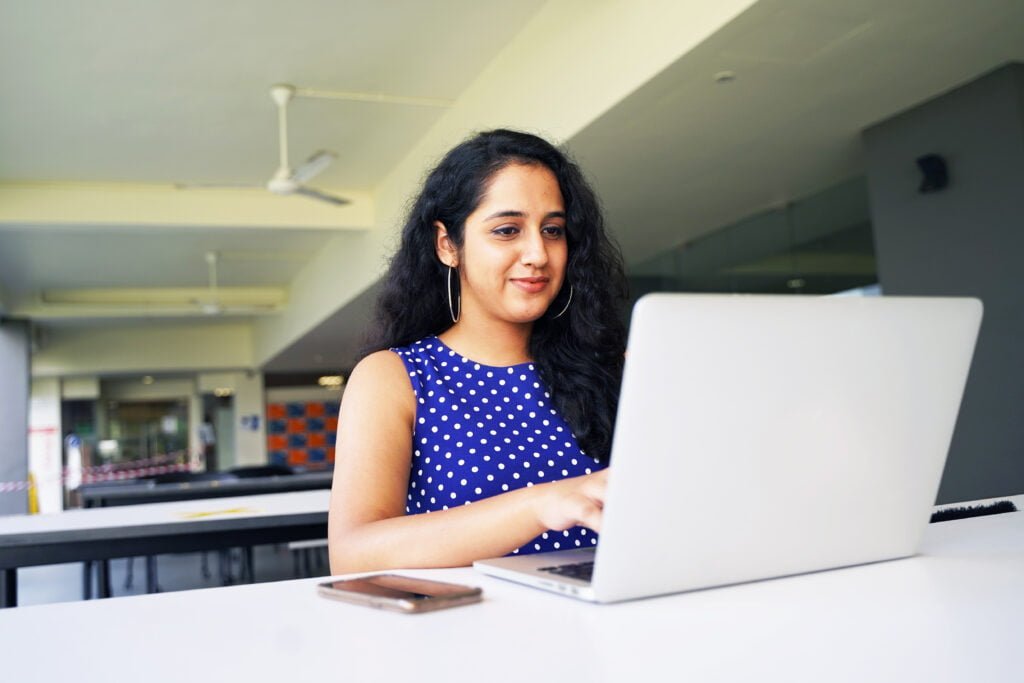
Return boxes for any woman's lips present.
[511,277,549,294]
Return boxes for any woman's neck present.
[438,318,533,366]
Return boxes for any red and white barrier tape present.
[80,462,192,484]
[66,451,189,476]
[0,454,194,494]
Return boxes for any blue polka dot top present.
[392,336,603,555]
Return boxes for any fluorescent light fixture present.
[318,375,345,389]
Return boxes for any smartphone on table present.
[317,574,483,613]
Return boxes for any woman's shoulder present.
[349,349,411,388]
[338,350,416,436]
[352,335,444,384]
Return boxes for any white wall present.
[61,376,99,399]
[232,372,266,467]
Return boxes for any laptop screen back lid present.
[591,294,982,602]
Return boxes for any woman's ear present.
[434,221,458,268]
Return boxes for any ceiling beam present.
[0,181,373,231]
[39,287,287,306]
[17,286,288,320]
[31,322,256,377]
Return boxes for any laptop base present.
[474,548,597,601]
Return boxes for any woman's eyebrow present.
[483,210,566,221]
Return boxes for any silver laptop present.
[474,293,983,602]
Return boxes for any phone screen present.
[322,575,478,601]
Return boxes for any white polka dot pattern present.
[392,336,602,555]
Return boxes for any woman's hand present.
[533,469,609,533]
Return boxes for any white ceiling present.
[1,0,1023,371]
[0,0,546,187]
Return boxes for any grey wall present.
[0,319,30,515]
[864,63,1024,503]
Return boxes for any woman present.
[328,129,628,573]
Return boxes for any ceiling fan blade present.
[174,182,264,190]
[291,150,336,184]
[191,301,281,316]
[292,185,350,206]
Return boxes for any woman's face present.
[437,162,568,327]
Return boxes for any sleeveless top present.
[391,336,603,555]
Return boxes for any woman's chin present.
[512,305,552,324]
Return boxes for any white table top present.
[1,501,1021,682]
[0,489,329,541]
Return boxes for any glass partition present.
[628,176,878,301]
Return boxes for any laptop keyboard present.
[538,561,594,583]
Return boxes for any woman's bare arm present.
[327,350,606,574]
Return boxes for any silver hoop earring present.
[552,285,573,319]
[447,266,461,323]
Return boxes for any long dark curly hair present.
[362,129,628,461]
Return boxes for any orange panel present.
[287,418,306,433]
[268,435,287,450]
[326,447,336,462]
[288,449,308,466]
[325,416,338,432]
[308,432,326,447]
[305,402,325,417]
[266,404,286,420]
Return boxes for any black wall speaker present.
[917,153,949,193]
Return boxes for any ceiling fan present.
[176,84,350,205]
[264,84,349,206]
[190,251,285,316]
[177,83,453,205]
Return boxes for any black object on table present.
[929,500,1018,523]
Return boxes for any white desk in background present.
[0,497,1021,682]
[0,490,329,607]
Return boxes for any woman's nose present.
[520,229,549,267]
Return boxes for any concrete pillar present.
[0,319,30,515]
[28,378,62,513]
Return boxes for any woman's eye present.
[542,226,566,238]
[492,226,519,237]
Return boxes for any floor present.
[15,544,329,608]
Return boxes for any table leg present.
[218,550,232,585]
[82,561,93,599]
[145,556,159,593]
[302,548,313,577]
[1,568,16,608]
[97,560,112,598]
[244,547,255,583]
